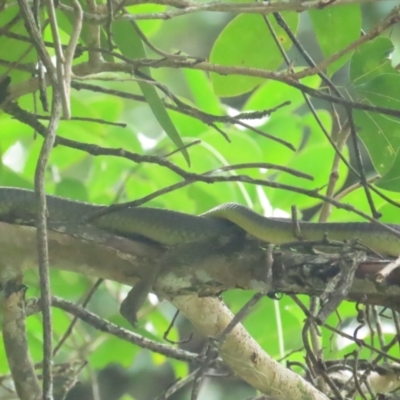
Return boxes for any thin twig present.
[53,279,103,356]
[45,0,70,117]
[34,91,62,400]
[62,0,83,118]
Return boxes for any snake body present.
[0,187,399,256]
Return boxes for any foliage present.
[1,1,400,399]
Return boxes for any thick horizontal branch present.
[1,221,398,399]
[0,221,398,314]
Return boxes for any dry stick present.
[298,296,370,400]
[92,55,400,117]
[47,297,201,362]
[105,0,114,51]
[37,114,127,127]
[347,108,379,217]
[68,51,400,115]
[351,351,368,400]
[63,0,83,116]
[164,139,201,158]
[171,61,400,118]
[5,3,400,94]
[1,282,42,400]
[0,12,21,35]
[153,368,200,400]
[375,255,400,283]
[6,49,400,121]
[302,316,344,400]
[12,2,60,399]
[57,0,386,23]
[390,311,400,355]
[217,292,264,344]
[8,28,400,121]
[34,90,62,400]
[45,0,70,118]
[190,343,220,400]
[17,0,57,86]
[53,279,103,356]
[319,123,351,221]
[131,20,193,61]
[85,0,103,66]
[32,1,49,112]
[371,306,386,355]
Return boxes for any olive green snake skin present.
[0,187,399,256]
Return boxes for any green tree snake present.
[0,187,399,256]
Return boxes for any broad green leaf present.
[126,4,166,37]
[50,269,90,299]
[267,143,348,210]
[350,37,395,85]
[55,178,89,201]
[169,107,209,137]
[309,4,361,76]
[0,6,37,84]
[353,105,400,176]
[210,12,298,97]
[301,110,333,149]
[89,335,139,368]
[184,69,221,114]
[376,151,400,192]
[199,130,263,169]
[0,342,9,374]
[242,71,322,168]
[327,187,389,223]
[354,73,400,110]
[244,72,322,115]
[252,115,302,167]
[112,20,190,165]
[378,201,400,224]
[350,38,400,175]
[0,166,31,188]
[89,156,134,202]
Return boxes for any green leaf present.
[349,38,400,175]
[309,4,361,76]
[210,12,298,97]
[350,38,400,175]
[112,20,190,166]
[126,4,166,37]
[0,166,32,188]
[89,335,139,368]
[327,187,388,222]
[0,6,37,84]
[184,69,221,114]
[350,37,395,85]
[378,201,400,224]
[353,105,400,175]
[244,71,322,115]
[268,142,347,211]
[376,151,400,192]
[55,179,89,201]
